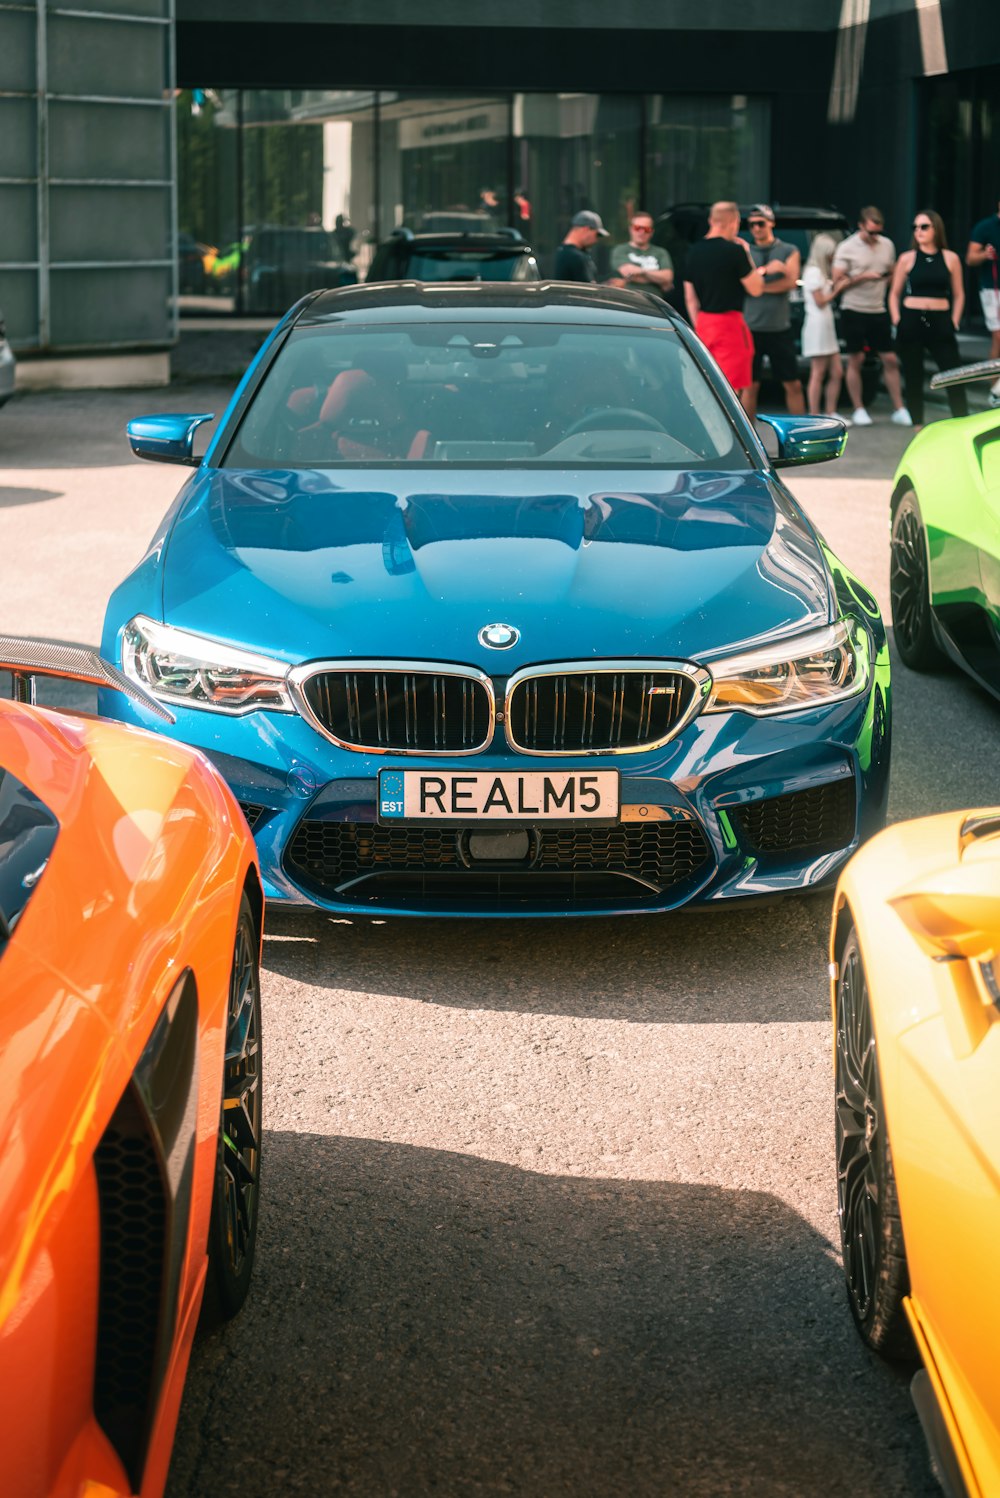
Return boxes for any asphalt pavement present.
[3,378,996,1496]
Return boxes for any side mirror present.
[757,414,847,468]
[127,413,215,466]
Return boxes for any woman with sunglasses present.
[888,210,967,426]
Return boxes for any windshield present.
[222,321,751,470]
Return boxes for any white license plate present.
[378,768,620,822]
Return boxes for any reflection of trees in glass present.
[177,91,326,250]
[244,123,324,229]
[177,90,238,248]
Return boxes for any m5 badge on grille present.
[378,768,620,822]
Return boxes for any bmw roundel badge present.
[478,622,520,650]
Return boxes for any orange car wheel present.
[203,892,262,1325]
[835,928,915,1359]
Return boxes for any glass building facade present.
[177,88,771,314]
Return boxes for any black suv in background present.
[366,227,540,283]
[653,203,850,330]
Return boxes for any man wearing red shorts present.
[683,201,764,409]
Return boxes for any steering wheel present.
[562,407,667,437]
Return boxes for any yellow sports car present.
[830,812,1000,1498]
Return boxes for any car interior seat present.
[294,350,429,461]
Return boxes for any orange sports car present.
[0,640,264,1498]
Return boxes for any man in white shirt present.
[832,206,911,427]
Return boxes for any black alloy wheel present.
[834,928,913,1358]
[889,491,944,671]
[203,892,262,1324]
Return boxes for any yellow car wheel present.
[889,491,944,672]
[834,929,915,1358]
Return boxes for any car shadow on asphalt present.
[0,485,64,507]
[168,1134,936,1498]
[886,626,1000,821]
[262,894,833,1024]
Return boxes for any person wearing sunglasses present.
[608,214,674,299]
[832,206,911,426]
[741,204,805,421]
[888,210,967,427]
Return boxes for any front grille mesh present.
[284,818,711,900]
[508,670,698,752]
[732,780,856,855]
[301,669,491,752]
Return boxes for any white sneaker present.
[851,408,872,426]
[989,389,1000,409]
[891,407,913,426]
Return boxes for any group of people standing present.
[555,195,1000,428]
[682,200,968,429]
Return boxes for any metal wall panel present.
[0,11,36,89]
[0,187,38,262]
[48,13,166,98]
[0,98,37,177]
[49,0,167,15]
[48,100,170,180]
[0,1,175,354]
[50,266,169,344]
[50,185,170,261]
[0,272,40,345]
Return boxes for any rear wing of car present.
[0,637,175,722]
[930,357,1000,390]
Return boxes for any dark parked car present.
[239,226,358,311]
[653,203,849,331]
[367,227,540,284]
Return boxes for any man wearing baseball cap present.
[742,204,806,421]
[554,210,609,283]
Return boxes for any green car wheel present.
[890,490,944,671]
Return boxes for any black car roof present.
[297,281,682,327]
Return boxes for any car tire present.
[835,928,915,1359]
[201,891,262,1326]
[890,490,945,671]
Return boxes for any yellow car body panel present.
[831,809,1000,1497]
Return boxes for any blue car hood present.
[160,468,833,666]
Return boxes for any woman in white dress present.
[801,232,843,414]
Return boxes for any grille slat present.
[732,780,856,855]
[284,818,712,904]
[301,668,492,753]
[508,669,698,753]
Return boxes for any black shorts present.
[840,308,894,354]
[750,328,800,384]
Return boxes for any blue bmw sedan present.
[101,283,889,916]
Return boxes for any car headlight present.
[703,619,870,716]
[122,616,294,714]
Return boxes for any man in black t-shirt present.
[554,211,609,282]
[683,201,764,406]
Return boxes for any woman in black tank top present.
[889,209,967,424]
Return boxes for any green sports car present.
[890,360,1000,683]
